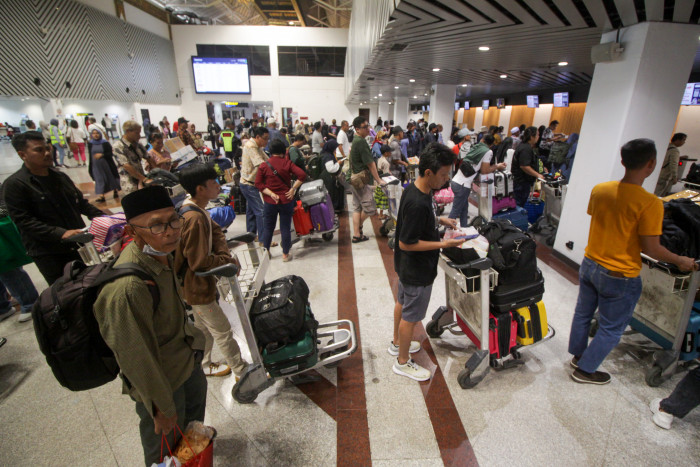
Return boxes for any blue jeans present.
[54,144,65,166]
[262,201,295,254]
[239,183,264,237]
[0,267,39,315]
[448,181,471,227]
[568,257,642,373]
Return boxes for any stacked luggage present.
[491,170,528,231]
[293,180,336,240]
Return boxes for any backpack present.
[249,275,317,350]
[306,154,323,180]
[32,260,159,391]
[478,219,539,287]
[548,141,570,165]
[686,162,700,184]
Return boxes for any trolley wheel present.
[322,232,334,241]
[545,235,555,247]
[379,218,394,237]
[589,319,599,338]
[232,382,258,404]
[645,365,665,387]
[458,368,478,389]
[387,237,395,250]
[426,319,444,338]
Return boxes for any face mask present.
[142,243,169,257]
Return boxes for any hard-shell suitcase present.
[492,206,529,232]
[492,196,517,214]
[231,184,247,215]
[524,197,545,224]
[514,301,548,346]
[293,201,312,236]
[489,311,518,360]
[680,308,700,360]
[262,308,318,377]
[299,179,328,208]
[490,269,545,313]
[309,194,334,232]
[493,170,513,198]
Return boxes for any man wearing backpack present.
[175,164,248,379]
[94,185,206,465]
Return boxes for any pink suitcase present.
[492,196,517,214]
[309,194,335,232]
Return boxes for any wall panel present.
[465,108,476,129]
[482,108,501,128]
[550,103,587,135]
[0,0,179,105]
[508,106,535,130]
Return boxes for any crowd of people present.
[0,108,698,465]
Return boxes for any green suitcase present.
[262,308,318,377]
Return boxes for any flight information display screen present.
[482,100,489,110]
[553,92,569,107]
[192,57,251,94]
[527,95,539,108]
[681,83,700,105]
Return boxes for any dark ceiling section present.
[348,0,700,105]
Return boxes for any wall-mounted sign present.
[224,102,239,107]
[76,112,92,116]
[300,116,309,120]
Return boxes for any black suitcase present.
[230,184,247,215]
[490,269,545,313]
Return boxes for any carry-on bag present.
[293,201,313,236]
[262,306,319,377]
[479,219,539,287]
[524,196,545,224]
[492,196,517,214]
[492,206,529,232]
[299,179,328,208]
[309,193,334,232]
[514,301,548,346]
[488,311,518,359]
[490,270,545,313]
[493,170,513,198]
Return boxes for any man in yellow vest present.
[49,118,67,167]
[219,120,240,169]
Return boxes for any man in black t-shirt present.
[390,143,465,381]
[512,126,546,207]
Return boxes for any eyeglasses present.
[358,125,368,130]
[130,216,183,235]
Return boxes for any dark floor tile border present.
[293,370,338,421]
[370,217,479,467]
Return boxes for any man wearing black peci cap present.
[93,185,206,466]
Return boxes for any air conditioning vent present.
[390,43,409,51]
[366,77,375,81]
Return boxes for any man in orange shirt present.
[568,138,697,385]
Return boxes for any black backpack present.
[687,162,700,185]
[478,219,539,287]
[32,260,159,391]
[306,154,323,180]
[249,275,317,350]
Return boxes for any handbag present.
[347,148,370,190]
[0,216,33,274]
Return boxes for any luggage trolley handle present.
[640,253,699,276]
[445,257,493,271]
[194,263,240,278]
[61,230,101,265]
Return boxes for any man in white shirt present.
[336,120,351,159]
[103,113,114,139]
[449,134,506,226]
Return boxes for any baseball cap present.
[178,117,189,126]
[457,128,470,138]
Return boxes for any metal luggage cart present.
[541,177,567,227]
[591,254,700,386]
[64,231,117,265]
[378,176,403,249]
[426,254,555,388]
[293,215,339,246]
[198,234,357,404]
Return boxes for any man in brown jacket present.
[175,164,248,378]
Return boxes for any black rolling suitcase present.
[231,184,247,215]
[490,269,545,313]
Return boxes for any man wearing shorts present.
[390,143,465,381]
[348,115,386,243]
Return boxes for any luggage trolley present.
[427,253,555,388]
[378,175,403,249]
[591,254,700,387]
[197,234,357,403]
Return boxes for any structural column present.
[393,96,409,126]
[428,84,457,131]
[378,101,390,125]
[554,22,700,264]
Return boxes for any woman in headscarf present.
[87,129,120,203]
[493,136,513,165]
[371,130,387,160]
[319,139,345,213]
[561,133,579,180]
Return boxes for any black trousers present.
[32,251,81,285]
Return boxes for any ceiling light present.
[378,93,382,96]
[413,95,417,98]
[409,79,415,82]
[461,84,468,87]
[479,46,490,51]
[394,86,399,89]
[374,96,377,98]
[289,21,294,25]
[432,68,440,72]
[500,74,507,79]
[558,61,568,66]
[424,93,428,96]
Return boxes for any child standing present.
[374,144,392,220]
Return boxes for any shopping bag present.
[160,423,215,467]
[0,216,32,274]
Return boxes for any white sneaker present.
[18,312,32,323]
[387,340,421,356]
[393,358,431,381]
[650,398,673,429]
[203,363,232,377]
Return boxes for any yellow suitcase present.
[514,301,547,346]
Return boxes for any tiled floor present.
[0,141,698,466]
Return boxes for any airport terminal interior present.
[0,0,699,466]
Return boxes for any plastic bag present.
[174,421,216,464]
[151,455,181,467]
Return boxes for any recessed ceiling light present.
[289,21,294,25]
[374,96,377,98]
[432,68,440,72]
[500,74,507,79]
[378,93,382,96]
[461,84,468,87]
[479,46,490,51]
[413,95,417,98]
[558,61,568,66]
[409,79,415,82]
[394,86,399,89]
[424,93,428,96]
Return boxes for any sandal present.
[352,235,369,243]
[95,196,106,203]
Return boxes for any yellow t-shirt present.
[584,181,663,277]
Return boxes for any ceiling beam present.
[290,0,306,26]
[307,14,331,27]
[313,0,351,11]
